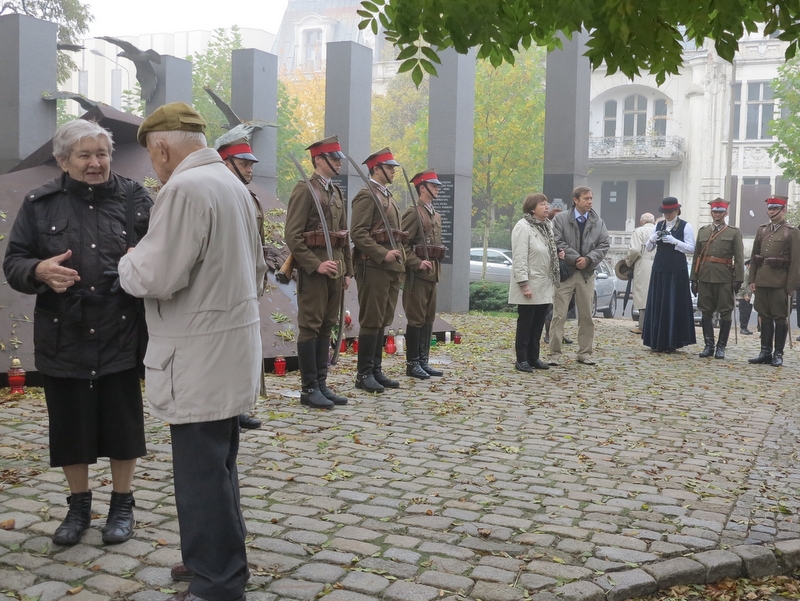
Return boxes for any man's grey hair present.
[52,120,114,162]
[146,130,207,149]
[640,212,655,224]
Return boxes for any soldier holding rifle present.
[748,195,800,367]
[285,136,353,408]
[401,168,447,379]
[350,147,406,392]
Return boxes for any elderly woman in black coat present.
[3,119,152,546]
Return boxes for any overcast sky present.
[85,0,289,38]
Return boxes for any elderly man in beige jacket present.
[119,103,266,601]
[626,212,656,334]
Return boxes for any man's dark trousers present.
[171,417,249,601]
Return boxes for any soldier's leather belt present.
[302,229,349,249]
[414,244,447,260]
[703,257,733,265]
[753,255,790,268]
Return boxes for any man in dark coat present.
[351,147,405,392]
[284,135,353,407]
[748,195,800,366]
[401,168,445,379]
[690,198,744,359]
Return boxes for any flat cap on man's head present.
[137,102,207,147]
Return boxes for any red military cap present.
[363,147,400,170]
[411,168,442,187]
[766,195,788,207]
[708,198,729,211]
[306,135,345,158]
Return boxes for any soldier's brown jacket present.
[350,183,405,273]
[401,202,442,283]
[749,220,800,290]
[690,224,744,284]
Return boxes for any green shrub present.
[469,281,515,312]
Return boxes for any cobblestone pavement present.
[1,313,799,601]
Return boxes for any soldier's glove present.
[661,234,678,245]
[733,281,742,293]
[690,281,698,296]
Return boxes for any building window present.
[733,83,741,139]
[746,82,774,139]
[653,99,668,136]
[604,100,617,138]
[623,94,648,137]
[302,28,322,70]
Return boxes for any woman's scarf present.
[524,212,560,287]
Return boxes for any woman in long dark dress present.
[642,197,697,351]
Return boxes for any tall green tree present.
[371,71,429,209]
[769,58,800,182]
[276,79,309,202]
[473,48,546,262]
[1,0,93,83]
[191,27,244,145]
[359,0,800,85]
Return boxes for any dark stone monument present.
[145,56,192,116]
[428,48,476,313]
[0,14,57,175]
[232,48,278,197]
[324,41,372,202]
[543,32,591,211]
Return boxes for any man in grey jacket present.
[548,186,610,366]
[119,103,266,601]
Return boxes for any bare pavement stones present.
[0,314,799,600]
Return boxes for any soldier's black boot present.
[404,326,430,379]
[772,320,787,367]
[373,335,400,388]
[419,324,443,376]
[749,320,774,364]
[316,337,348,405]
[52,492,92,546]
[102,492,135,544]
[355,334,384,393]
[698,316,715,358]
[714,320,731,359]
[297,339,333,408]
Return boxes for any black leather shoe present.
[171,563,194,581]
[355,373,384,393]
[53,492,92,546]
[741,329,753,335]
[772,353,784,367]
[373,370,400,388]
[102,492,135,544]
[166,591,246,601]
[562,337,573,344]
[515,361,533,372]
[406,361,430,379]
[419,362,443,377]
[531,359,550,370]
[319,385,348,405]
[300,387,334,408]
[238,414,261,429]
[749,349,773,364]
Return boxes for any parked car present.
[592,260,618,318]
[469,248,513,283]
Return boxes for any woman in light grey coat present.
[509,193,563,371]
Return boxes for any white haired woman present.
[3,119,152,546]
[509,193,564,371]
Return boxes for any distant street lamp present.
[90,48,131,109]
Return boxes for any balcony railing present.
[588,136,684,165]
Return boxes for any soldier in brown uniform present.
[689,198,744,360]
[351,147,405,392]
[285,136,353,407]
[748,195,800,366]
[401,169,445,379]
[216,129,266,428]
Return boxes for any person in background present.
[737,259,754,335]
[215,125,266,428]
[3,119,152,547]
[625,212,656,334]
[642,197,696,352]
[509,193,563,372]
